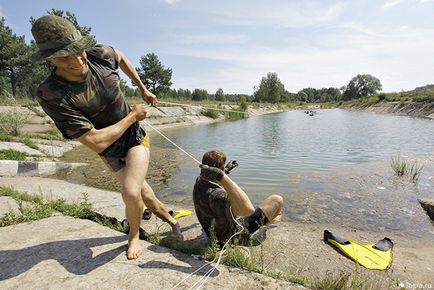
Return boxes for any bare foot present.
[171,222,184,240]
[127,236,142,260]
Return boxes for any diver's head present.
[202,150,226,170]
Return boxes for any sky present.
[1,0,434,94]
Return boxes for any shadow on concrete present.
[0,235,127,280]
[139,244,219,278]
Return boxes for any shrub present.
[0,107,29,136]
[202,108,220,119]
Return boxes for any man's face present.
[49,50,89,81]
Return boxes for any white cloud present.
[383,0,402,8]
[173,33,248,45]
[400,25,408,29]
[212,2,345,28]
[166,23,434,93]
[161,0,180,5]
[420,0,434,2]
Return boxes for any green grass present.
[390,155,423,183]
[0,186,136,235]
[0,96,39,107]
[20,136,39,150]
[0,149,27,160]
[311,271,351,290]
[0,187,95,227]
[391,156,407,177]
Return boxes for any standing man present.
[31,15,182,260]
[193,150,283,246]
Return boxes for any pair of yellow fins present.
[324,230,393,270]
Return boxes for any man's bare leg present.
[259,194,283,224]
[114,145,149,259]
[140,180,183,239]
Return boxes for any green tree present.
[239,96,248,111]
[119,79,136,98]
[136,53,172,95]
[192,88,208,101]
[30,9,91,36]
[215,88,225,102]
[0,18,34,97]
[177,88,192,100]
[253,72,285,103]
[342,74,382,100]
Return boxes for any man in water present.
[31,15,182,259]
[193,150,283,246]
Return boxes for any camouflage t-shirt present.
[36,44,143,157]
[192,177,239,245]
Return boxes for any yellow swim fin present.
[169,209,193,219]
[324,230,393,270]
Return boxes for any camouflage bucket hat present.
[31,15,96,61]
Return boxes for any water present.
[149,109,434,236]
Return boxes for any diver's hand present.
[224,160,238,174]
[199,164,225,182]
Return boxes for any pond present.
[149,109,434,237]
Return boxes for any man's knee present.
[122,184,142,202]
[269,194,283,207]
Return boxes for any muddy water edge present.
[56,131,182,195]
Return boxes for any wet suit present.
[193,177,268,246]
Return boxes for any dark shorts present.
[238,207,269,234]
[100,131,149,172]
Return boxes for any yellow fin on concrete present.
[324,230,393,270]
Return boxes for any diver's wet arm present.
[220,175,255,216]
[77,106,145,153]
[114,48,156,106]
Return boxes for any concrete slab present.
[0,142,43,156]
[37,143,75,158]
[0,161,18,176]
[0,196,20,219]
[0,177,122,213]
[0,162,87,177]
[0,216,303,290]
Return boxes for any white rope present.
[158,100,249,115]
[190,205,246,290]
[142,120,201,165]
[141,107,247,289]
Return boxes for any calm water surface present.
[149,109,434,237]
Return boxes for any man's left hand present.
[143,90,157,106]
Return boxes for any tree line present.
[0,9,383,104]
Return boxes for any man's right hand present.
[131,104,148,121]
[199,164,225,182]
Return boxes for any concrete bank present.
[358,101,434,119]
[0,216,304,290]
